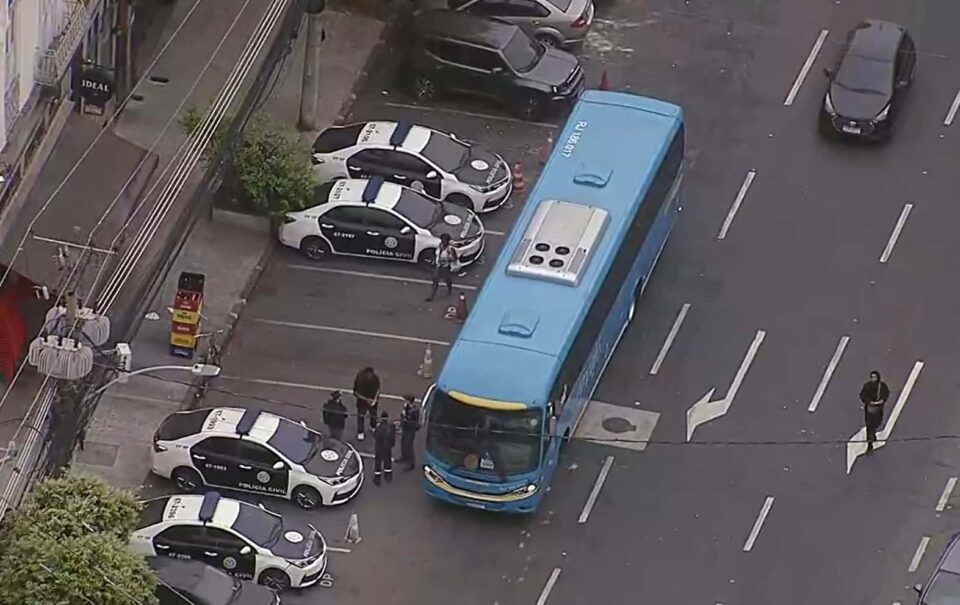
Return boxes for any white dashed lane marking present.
[743,496,775,552]
[908,536,931,573]
[578,455,615,524]
[944,88,960,126]
[649,303,691,375]
[718,170,756,240]
[880,203,913,264]
[536,568,562,605]
[937,477,957,512]
[784,29,830,106]
[807,335,850,413]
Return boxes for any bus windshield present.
[427,390,543,476]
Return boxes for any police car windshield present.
[394,190,440,229]
[267,419,320,465]
[232,504,282,548]
[420,133,468,173]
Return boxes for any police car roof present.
[156,494,241,527]
[439,91,683,404]
[200,407,281,442]
[316,178,404,210]
[353,121,432,153]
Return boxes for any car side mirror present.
[400,225,412,235]
[823,68,833,79]
[914,583,923,594]
[548,415,558,438]
[426,170,438,179]
[240,546,252,555]
[272,461,284,470]
[491,66,503,73]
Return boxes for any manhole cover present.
[602,416,635,434]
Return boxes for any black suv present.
[407,10,584,120]
[148,557,279,605]
[819,20,916,141]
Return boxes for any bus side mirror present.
[548,416,558,438]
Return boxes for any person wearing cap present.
[425,233,460,302]
[398,395,421,471]
[373,411,396,485]
[322,390,348,440]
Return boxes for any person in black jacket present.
[860,370,890,451]
[352,367,381,442]
[373,412,396,485]
[322,391,348,440]
[398,395,421,471]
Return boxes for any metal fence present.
[0,0,308,527]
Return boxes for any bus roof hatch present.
[507,200,608,287]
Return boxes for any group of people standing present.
[321,366,421,486]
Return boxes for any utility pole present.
[297,0,326,132]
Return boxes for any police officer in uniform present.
[398,395,421,471]
[373,411,396,485]
[322,390,348,440]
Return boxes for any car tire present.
[536,34,561,48]
[418,249,436,270]
[172,467,203,492]
[292,485,323,510]
[300,236,330,261]
[518,96,546,122]
[259,569,291,592]
[414,75,437,102]
[445,193,472,209]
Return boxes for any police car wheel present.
[259,569,291,591]
[293,485,322,510]
[172,467,203,492]
[445,193,471,209]
[300,236,330,261]
[418,249,436,270]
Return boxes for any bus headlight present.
[510,483,538,497]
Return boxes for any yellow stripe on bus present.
[448,391,527,411]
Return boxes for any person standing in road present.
[352,367,381,441]
[860,370,890,451]
[373,411,396,485]
[398,395,421,471]
[425,234,460,302]
[322,390,348,440]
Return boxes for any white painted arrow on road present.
[846,360,924,474]
[686,330,766,441]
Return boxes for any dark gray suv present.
[406,10,584,120]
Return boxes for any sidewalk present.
[73,9,387,490]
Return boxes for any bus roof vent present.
[572,164,612,188]
[507,200,608,287]
[498,310,539,338]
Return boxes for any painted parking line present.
[327,546,352,553]
[649,303,691,375]
[383,101,559,130]
[285,264,478,291]
[218,375,418,403]
[807,335,850,412]
[784,29,830,106]
[249,317,451,347]
[578,455,615,524]
[937,477,957,512]
[536,568,562,605]
[718,170,757,240]
[944,88,960,126]
[743,496,775,552]
[485,229,507,236]
[908,536,931,572]
[880,203,913,264]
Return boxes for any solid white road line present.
[784,29,830,106]
[937,477,957,512]
[285,264,478,291]
[807,335,850,412]
[908,536,931,573]
[743,496,775,552]
[383,101,559,130]
[945,88,960,126]
[218,375,415,402]
[718,170,757,240]
[578,456,615,524]
[327,546,352,553]
[249,318,451,347]
[880,203,913,264]
[649,303,691,375]
[536,568,562,605]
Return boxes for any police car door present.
[388,151,443,199]
[153,525,202,561]
[201,527,258,581]
[319,206,366,255]
[235,441,290,497]
[346,148,389,179]
[362,208,416,261]
[191,437,241,488]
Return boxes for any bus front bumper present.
[422,465,542,514]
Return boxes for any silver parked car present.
[423,0,595,47]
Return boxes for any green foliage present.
[0,472,156,605]
[179,106,228,161]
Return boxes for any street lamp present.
[89,363,221,398]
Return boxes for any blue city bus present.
[422,90,685,513]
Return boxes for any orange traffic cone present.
[512,163,525,191]
[455,292,468,321]
[599,69,610,91]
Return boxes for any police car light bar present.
[389,122,413,147]
[236,409,260,436]
[199,492,221,522]
[362,177,384,204]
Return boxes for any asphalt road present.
[143,0,960,603]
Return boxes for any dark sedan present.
[819,20,916,141]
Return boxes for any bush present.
[0,472,157,605]
[180,106,314,216]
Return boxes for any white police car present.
[151,407,362,510]
[279,177,485,265]
[130,492,327,591]
[311,121,512,213]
